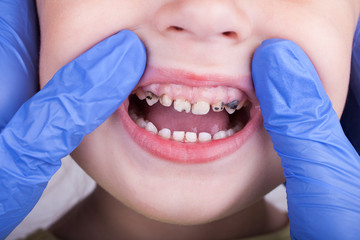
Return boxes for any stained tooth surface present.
[185,132,197,143]
[145,121,158,134]
[174,99,191,113]
[145,92,159,106]
[226,100,239,110]
[135,89,146,100]
[225,106,236,114]
[160,94,172,107]
[191,101,210,115]
[159,128,171,139]
[173,131,185,141]
[198,132,212,142]
[213,130,227,140]
[212,101,224,112]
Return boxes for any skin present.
[36,0,360,239]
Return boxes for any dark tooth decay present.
[146,91,156,100]
[225,100,239,110]
[214,102,225,111]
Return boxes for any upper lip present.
[135,65,257,102]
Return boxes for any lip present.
[118,66,262,164]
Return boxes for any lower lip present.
[118,99,262,164]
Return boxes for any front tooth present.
[145,92,159,106]
[198,132,212,142]
[212,101,224,112]
[185,132,197,143]
[213,130,227,140]
[159,128,171,139]
[160,94,173,107]
[145,121,158,134]
[173,131,185,142]
[174,99,191,113]
[191,101,210,115]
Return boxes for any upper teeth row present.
[135,90,245,115]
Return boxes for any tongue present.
[144,103,229,135]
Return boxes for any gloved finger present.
[252,39,360,239]
[0,29,146,238]
[341,18,360,154]
[0,0,39,129]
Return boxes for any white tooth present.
[135,118,147,128]
[160,94,173,107]
[174,99,191,113]
[158,128,171,139]
[135,89,146,100]
[226,129,235,137]
[145,92,159,106]
[213,130,227,140]
[185,132,197,143]
[145,121,158,134]
[212,102,224,112]
[225,106,236,114]
[198,132,212,142]
[173,131,185,142]
[191,101,210,115]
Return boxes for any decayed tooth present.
[191,101,210,115]
[173,131,185,142]
[198,132,212,142]
[145,92,159,106]
[213,130,227,140]
[135,118,147,128]
[145,121,158,134]
[159,94,173,107]
[236,100,246,110]
[174,99,191,113]
[135,89,146,100]
[159,128,171,139]
[212,101,225,112]
[185,132,197,143]
[225,100,239,114]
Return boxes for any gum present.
[139,83,246,104]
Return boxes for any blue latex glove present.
[0,0,39,130]
[0,28,146,240]
[252,40,360,239]
[341,19,360,154]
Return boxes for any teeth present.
[145,121,158,134]
[212,101,225,112]
[198,132,212,142]
[160,94,173,107]
[224,100,239,114]
[226,129,235,137]
[191,101,210,115]
[213,130,227,140]
[185,132,197,143]
[135,118,147,128]
[145,92,159,106]
[224,106,236,114]
[173,131,185,141]
[135,89,146,100]
[174,99,191,113]
[159,128,171,139]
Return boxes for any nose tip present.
[154,0,252,42]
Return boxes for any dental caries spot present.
[127,83,251,143]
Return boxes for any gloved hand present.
[341,19,360,154]
[252,39,360,239]
[0,26,145,240]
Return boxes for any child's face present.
[37,0,359,225]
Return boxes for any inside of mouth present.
[128,94,251,142]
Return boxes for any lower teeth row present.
[130,113,244,143]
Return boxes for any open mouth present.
[128,84,251,143]
[118,68,262,164]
